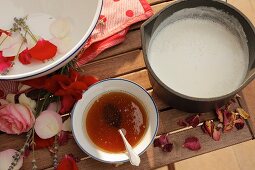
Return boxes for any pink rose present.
[0,103,35,134]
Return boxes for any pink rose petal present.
[0,149,23,170]
[212,128,221,141]
[183,137,201,151]
[34,110,63,139]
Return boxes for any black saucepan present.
[141,0,255,112]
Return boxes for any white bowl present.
[0,0,102,80]
[72,79,159,163]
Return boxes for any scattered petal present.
[0,33,22,51]
[212,128,221,141]
[162,143,173,152]
[0,29,11,36]
[47,102,59,112]
[18,48,32,65]
[204,121,214,137]
[57,154,78,170]
[216,107,224,123]
[158,134,169,146]
[58,131,71,146]
[50,18,71,39]
[29,39,57,61]
[34,110,63,139]
[59,95,76,114]
[0,149,23,170]
[236,108,250,119]
[183,137,201,151]
[18,84,31,92]
[6,93,15,103]
[18,93,36,111]
[153,137,161,148]
[62,117,72,132]
[2,42,26,57]
[0,99,9,105]
[185,114,200,128]
[234,118,245,130]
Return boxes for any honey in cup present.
[85,91,147,153]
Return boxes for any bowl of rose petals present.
[0,0,103,80]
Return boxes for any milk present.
[148,8,249,98]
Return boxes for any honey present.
[86,91,147,153]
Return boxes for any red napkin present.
[77,0,153,65]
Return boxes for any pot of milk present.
[141,0,255,112]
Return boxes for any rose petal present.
[3,42,26,57]
[58,131,71,146]
[47,102,60,112]
[0,149,23,170]
[162,143,173,152]
[18,48,32,65]
[0,51,13,74]
[153,138,161,148]
[158,134,169,146]
[0,33,22,51]
[62,117,72,132]
[50,18,71,39]
[57,154,78,170]
[34,110,63,139]
[33,134,55,150]
[18,93,36,112]
[185,114,199,128]
[236,108,250,119]
[0,99,9,105]
[59,96,76,114]
[216,107,224,123]
[29,39,57,61]
[204,121,214,137]
[212,128,221,141]
[234,118,245,130]
[183,137,201,151]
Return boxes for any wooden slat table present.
[1,0,255,169]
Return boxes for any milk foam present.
[148,8,249,98]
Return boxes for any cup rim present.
[71,78,159,163]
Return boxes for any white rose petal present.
[0,149,23,170]
[50,18,71,39]
[6,94,15,103]
[18,93,36,112]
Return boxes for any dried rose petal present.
[204,121,214,137]
[212,128,221,141]
[183,137,201,151]
[29,39,57,61]
[236,108,250,119]
[162,143,173,152]
[33,134,55,150]
[177,119,188,127]
[158,134,169,146]
[216,107,224,123]
[234,118,245,130]
[19,48,32,65]
[153,138,161,148]
[185,114,200,128]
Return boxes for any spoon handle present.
[118,129,141,166]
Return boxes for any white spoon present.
[118,129,141,166]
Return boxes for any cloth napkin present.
[77,0,153,65]
[0,0,153,97]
